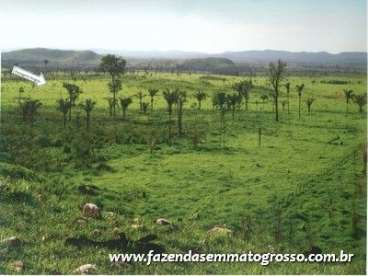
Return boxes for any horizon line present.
[1,47,367,55]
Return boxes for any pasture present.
[0,71,366,274]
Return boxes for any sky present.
[0,0,366,53]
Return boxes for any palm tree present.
[142,102,149,114]
[213,92,227,146]
[107,79,122,117]
[119,97,133,120]
[285,82,290,114]
[296,84,305,119]
[57,98,70,127]
[176,90,186,136]
[163,89,178,116]
[63,83,82,121]
[352,94,367,113]
[136,91,145,112]
[105,97,117,117]
[194,90,207,110]
[227,93,241,120]
[233,80,252,111]
[260,94,268,111]
[305,97,315,116]
[20,98,42,125]
[79,99,96,130]
[343,89,354,114]
[17,87,25,106]
[44,59,49,74]
[99,55,126,118]
[281,100,288,112]
[148,88,159,112]
[163,89,179,141]
[268,60,287,121]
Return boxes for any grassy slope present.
[0,72,366,274]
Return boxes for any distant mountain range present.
[95,49,367,66]
[2,48,366,72]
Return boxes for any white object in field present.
[12,66,46,86]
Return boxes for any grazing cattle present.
[73,264,96,274]
[82,203,101,218]
[156,218,171,225]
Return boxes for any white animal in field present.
[82,203,101,218]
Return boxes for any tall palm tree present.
[296,84,305,119]
[343,89,354,114]
[99,55,126,118]
[227,93,241,120]
[119,97,133,120]
[213,92,227,146]
[136,91,145,112]
[107,79,122,117]
[148,88,159,112]
[176,90,186,136]
[163,89,178,116]
[281,100,288,112]
[63,83,82,121]
[352,94,367,113]
[305,97,315,117]
[44,59,49,75]
[233,80,253,111]
[163,89,178,141]
[268,60,287,122]
[194,90,207,110]
[79,99,96,130]
[260,94,268,111]
[17,87,25,106]
[57,98,70,127]
[20,98,42,125]
[285,82,290,114]
[105,97,117,117]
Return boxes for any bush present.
[0,162,39,181]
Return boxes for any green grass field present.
[0,71,366,274]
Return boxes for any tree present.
[105,97,117,117]
[107,78,122,117]
[305,97,315,116]
[296,84,305,120]
[194,90,207,110]
[148,88,159,112]
[136,91,145,112]
[163,89,178,116]
[213,92,227,146]
[163,89,179,141]
[260,94,268,111]
[281,100,288,112]
[343,89,354,114]
[99,55,126,117]
[20,98,42,125]
[44,59,49,74]
[17,87,25,106]
[63,83,82,121]
[176,90,186,136]
[285,82,290,114]
[352,94,367,113]
[119,97,133,120]
[227,93,241,120]
[57,98,70,127]
[142,102,149,114]
[233,80,253,111]
[79,99,96,130]
[268,60,287,122]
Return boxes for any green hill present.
[179,57,238,74]
[2,48,102,69]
